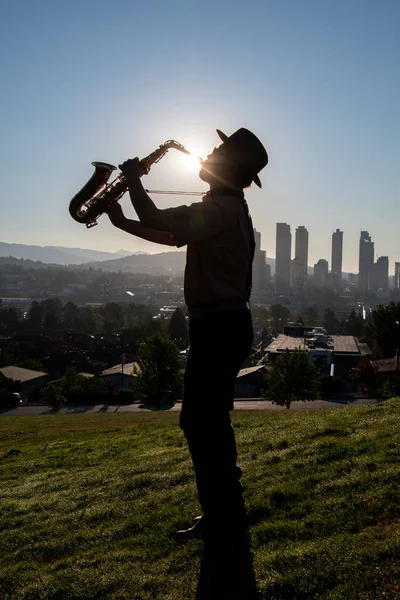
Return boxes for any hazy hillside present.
[87,251,187,273]
[88,251,277,274]
[0,242,134,265]
[0,241,277,274]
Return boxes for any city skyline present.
[270,224,395,278]
[257,225,394,291]
[0,223,397,279]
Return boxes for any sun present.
[182,147,205,172]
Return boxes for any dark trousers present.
[180,309,254,524]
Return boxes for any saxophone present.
[68,140,191,228]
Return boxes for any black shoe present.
[176,513,248,543]
[175,515,205,539]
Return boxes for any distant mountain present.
[0,242,134,265]
[90,252,276,275]
[87,251,187,273]
[0,241,276,275]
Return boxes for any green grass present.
[1,400,400,599]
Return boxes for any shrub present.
[41,383,66,411]
[318,375,346,397]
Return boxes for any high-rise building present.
[252,229,270,292]
[348,273,358,286]
[291,258,305,294]
[293,226,308,293]
[331,229,343,288]
[314,259,329,287]
[358,231,374,292]
[371,256,389,292]
[395,262,400,289]
[275,223,291,293]
[295,226,309,266]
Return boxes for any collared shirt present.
[161,194,253,308]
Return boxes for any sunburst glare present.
[182,147,204,172]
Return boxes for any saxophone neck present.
[140,140,191,171]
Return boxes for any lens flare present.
[184,148,204,171]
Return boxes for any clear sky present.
[0,0,399,273]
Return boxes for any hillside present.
[0,399,399,599]
[0,242,277,273]
[87,250,187,273]
[0,242,133,265]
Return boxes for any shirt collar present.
[203,188,244,202]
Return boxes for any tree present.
[293,305,320,328]
[168,307,188,348]
[0,306,21,331]
[323,308,341,335]
[41,298,63,330]
[63,301,80,330]
[350,358,380,397]
[133,332,183,407]
[268,304,290,335]
[263,349,319,409]
[366,302,400,358]
[102,302,125,335]
[345,309,364,338]
[304,306,319,327]
[26,301,42,328]
[17,358,45,372]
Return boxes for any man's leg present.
[179,310,253,537]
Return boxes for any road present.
[0,398,383,416]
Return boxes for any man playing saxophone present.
[108,128,268,547]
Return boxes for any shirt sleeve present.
[159,200,228,248]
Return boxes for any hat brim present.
[216,129,229,144]
[253,174,262,188]
[216,129,262,188]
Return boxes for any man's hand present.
[107,202,126,228]
[119,157,147,182]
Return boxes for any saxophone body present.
[69,140,191,228]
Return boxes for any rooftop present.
[101,363,138,376]
[371,358,398,373]
[237,366,266,378]
[266,334,370,355]
[0,365,47,382]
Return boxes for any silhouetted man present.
[108,128,268,545]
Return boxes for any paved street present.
[0,397,383,416]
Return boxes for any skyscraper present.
[371,256,389,292]
[252,229,270,293]
[275,223,291,293]
[295,226,309,265]
[358,231,374,292]
[253,229,262,292]
[395,263,400,289]
[331,229,343,287]
[314,259,329,287]
[293,226,308,293]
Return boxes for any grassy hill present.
[0,400,399,599]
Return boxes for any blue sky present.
[0,0,399,272]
